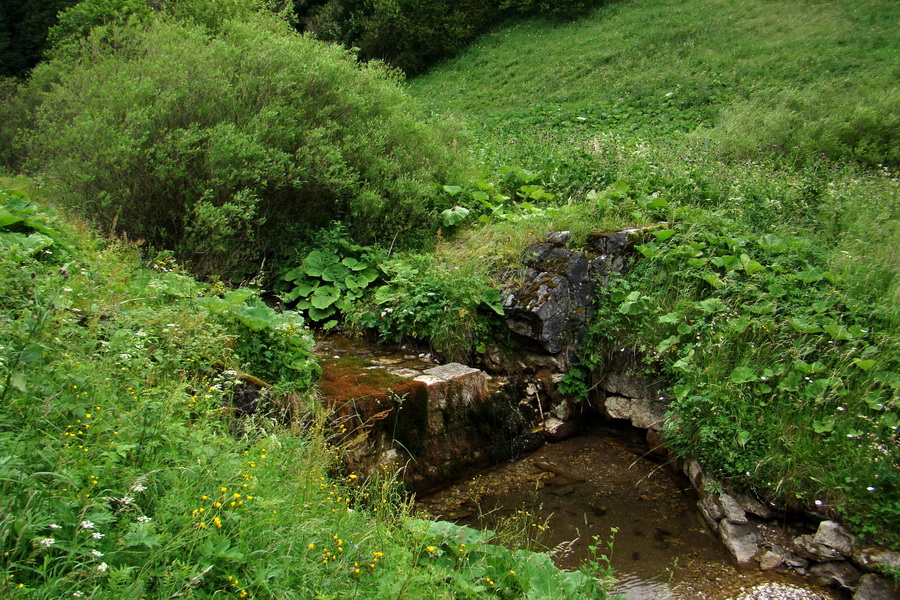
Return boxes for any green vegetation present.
[0,185,614,598]
[1,0,898,595]
[15,8,458,279]
[411,0,899,547]
[296,0,605,75]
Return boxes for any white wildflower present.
[39,538,55,547]
[80,520,95,530]
[97,563,108,573]
[91,550,104,557]
[131,484,147,493]
[92,532,105,540]
[136,516,152,523]
[48,524,62,530]
[119,353,132,360]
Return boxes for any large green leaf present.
[441,206,470,227]
[308,305,336,320]
[374,284,404,304]
[479,288,504,315]
[292,280,319,298]
[729,366,757,384]
[342,256,368,271]
[310,286,340,309]
[0,207,23,228]
[322,262,351,284]
[233,304,274,331]
[302,250,338,278]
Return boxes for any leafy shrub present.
[20,12,458,278]
[281,239,381,328]
[707,77,900,168]
[46,0,152,52]
[198,288,319,396]
[348,254,505,361]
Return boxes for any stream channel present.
[314,334,844,600]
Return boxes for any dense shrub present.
[706,77,900,168]
[20,13,459,278]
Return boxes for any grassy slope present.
[0,182,610,599]
[409,0,900,547]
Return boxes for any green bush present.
[707,77,900,168]
[46,0,153,53]
[20,13,459,279]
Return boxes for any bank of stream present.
[313,334,846,600]
[415,421,843,600]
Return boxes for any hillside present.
[409,0,900,548]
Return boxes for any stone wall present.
[314,229,899,599]
[489,229,899,600]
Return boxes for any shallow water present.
[415,422,844,600]
[311,334,843,600]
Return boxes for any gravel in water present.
[729,583,826,600]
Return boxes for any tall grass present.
[0,182,612,598]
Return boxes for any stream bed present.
[312,334,845,600]
[414,421,843,600]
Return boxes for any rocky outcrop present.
[313,229,900,599]
[500,228,652,359]
[690,456,899,597]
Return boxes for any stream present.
[414,421,844,600]
[314,334,845,600]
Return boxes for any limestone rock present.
[809,561,862,590]
[546,231,572,245]
[784,552,810,574]
[719,492,749,524]
[701,492,725,521]
[603,394,667,430]
[697,498,722,533]
[794,534,844,561]
[853,548,900,573]
[814,520,857,557]
[719,519,762,565]
[685,460,705,489]
[733,491,775,520]
[759,549,786,571]
[854,574,900,600]
[501,230,647,356]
